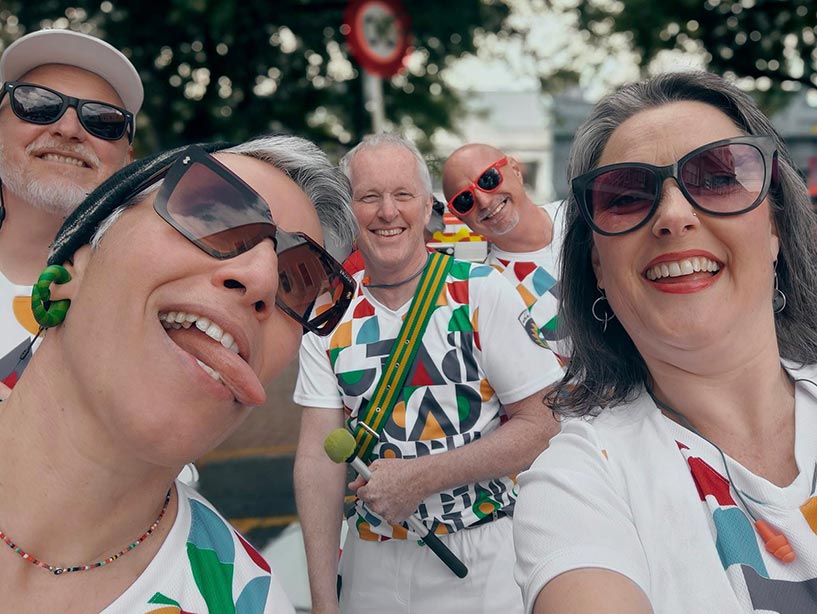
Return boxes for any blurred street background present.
[5,1,817,608]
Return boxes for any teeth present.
[482,198,507,221]
[374,228,402,236]
[646,257,721,281]
[196,359,223,382]
[40,153,85,167]
[158,310,240,353]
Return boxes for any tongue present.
[166,327,266,406]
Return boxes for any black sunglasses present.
[572,135,778,236]
[447,157,508,215]
[0,81,134,143]
[146,145,355,336]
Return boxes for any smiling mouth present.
[479,197,508,222]
[373,228,404,237]
[160,310,240,385]
[645,256,721,281]
[38,153,89,168]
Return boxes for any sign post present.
[343,0,412,132]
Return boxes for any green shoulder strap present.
[352,251,453,463]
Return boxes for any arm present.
[533,570,652,614]
[353,267,563,523]
[293,406,346,614]
[352,388,558,523]
[513,419,652,613]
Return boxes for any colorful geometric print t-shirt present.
[0,271,37,389]
[103,481,295,614]
[485,201,569,362]
[663,377,817,613]
[295,258,564,541]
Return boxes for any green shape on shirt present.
[187,543,236,614]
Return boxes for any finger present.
[348,475,366,491]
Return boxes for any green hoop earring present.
[31,265,72,328]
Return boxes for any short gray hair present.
[339,133,432,198]
[90,135,358,262]
[549,71,817,417]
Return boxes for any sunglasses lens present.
[79,102,128,140]
[161,157,276,258]
[681,143,766,213]
[275,232,353,334]
[451,190,474,214]
[156,147,353,335]
[477,167,502,191]
[11,85,63,123]
[587,167,658,234]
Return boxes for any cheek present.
[260,317,303,383]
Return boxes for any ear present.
[49,245,93,302]
[127,145,134,164]
[507,157,524,183]
[423,194,433,226]
[591,242,604,290]
[769,218,780,263]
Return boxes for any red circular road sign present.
[343,0,412,78]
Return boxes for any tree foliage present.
[578,0,817,109]
[0,0,511,155]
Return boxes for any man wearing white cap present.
[0,29,142,397]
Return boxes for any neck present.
[0,349,179,570]
[0,192,66,284]
[491,201,553,253]
[646,346,794,443]
[363,252,430,310]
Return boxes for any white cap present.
[0,29,143,115]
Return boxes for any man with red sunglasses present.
[0,29,141,398]
[442,144,568,362]
[294,134,563,614]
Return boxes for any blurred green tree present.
[0,0,510,155]
[578,0,817,110]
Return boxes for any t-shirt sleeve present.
[475,268,564,404]
[513,419,651,614]
[292,331,343,409]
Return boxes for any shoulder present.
[530,393,663,470]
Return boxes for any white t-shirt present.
[0,271,36,388]
[103,481,294,613]
[295,259,563,539]
[513,362,817,614]
[486,201,569,361]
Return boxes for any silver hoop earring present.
[773,264,787,314]
[591,289,616,332]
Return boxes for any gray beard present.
[1,173,87,216]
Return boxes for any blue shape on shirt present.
[188,499,235,565]
[531,268,557,295]
[236,575,271,613]
[713,507,768,577]
[357,316,380,344]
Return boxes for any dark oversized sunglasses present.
[0,81,134,143]
[572,135,778,236]
[447,157,508,215]
[149,145,355,336]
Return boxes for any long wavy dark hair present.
[547,71,817,417]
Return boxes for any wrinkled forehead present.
[212,153,324,243]
[16,63,125,108]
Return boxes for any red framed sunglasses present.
[447,157,508,215]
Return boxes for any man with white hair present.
[0,29,141,396]
[294,134,563,613]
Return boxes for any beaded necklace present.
[0,488,172,575]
